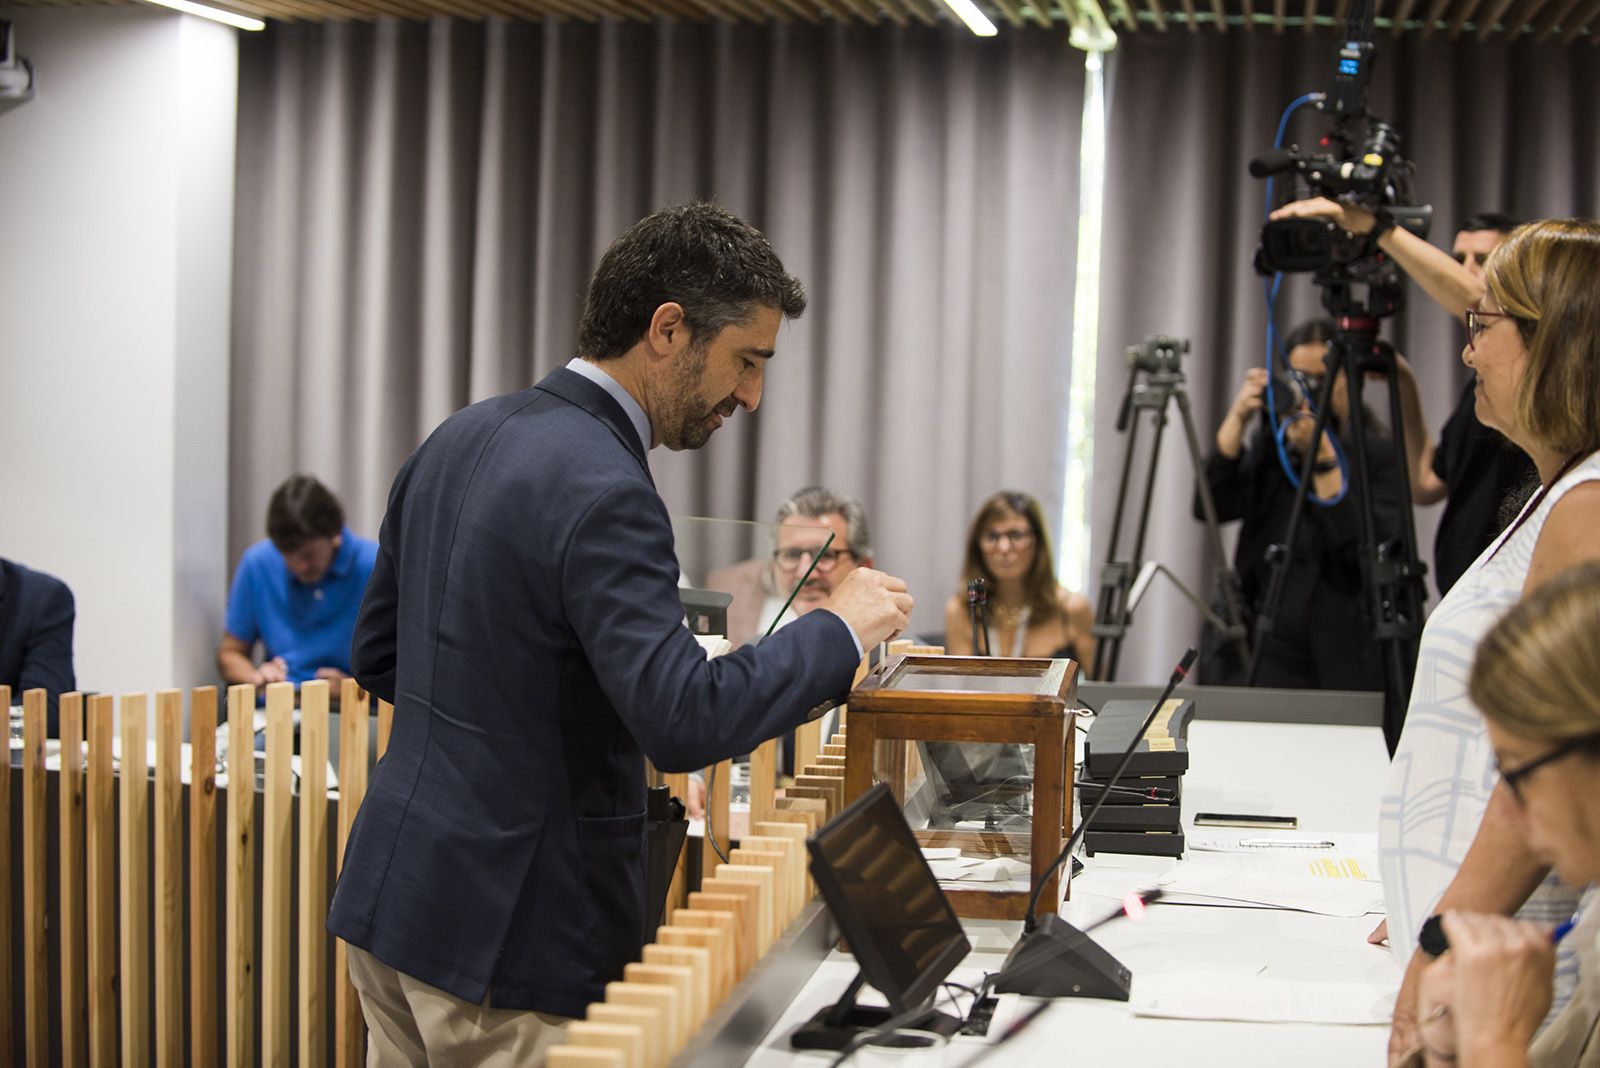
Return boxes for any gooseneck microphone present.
[967,578,991,656]
[993,648,1198,999]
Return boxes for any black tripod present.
[1092,337,1250,682]
[1246,303,1428,753]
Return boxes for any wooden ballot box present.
[842,654,1079,921]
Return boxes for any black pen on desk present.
[1238,838,1336,848]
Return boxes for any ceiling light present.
[140,0,266,31]
[1069,0,1118,50]
[938,0,999,36]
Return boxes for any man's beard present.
[659,343,731,451]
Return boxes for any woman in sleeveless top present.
[1380,218,1600,1060]
[942,490,1095,675]
[1402,563,1600,1068]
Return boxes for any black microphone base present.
[991,914,1133,1000]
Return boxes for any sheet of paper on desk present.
[1156,863,1385,916]
[929,856,1031,883]
[1131,971,1394,1025]
[1186,831,1380,882]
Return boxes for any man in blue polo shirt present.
[218,474,378,689]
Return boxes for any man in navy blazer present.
[0,556,76,735]
[329,203,913,1064]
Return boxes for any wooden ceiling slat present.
[1302,0,1315,31]
[1559,0,1600,36]
[987,0,1028,26]
[1416,0,1453,36]
[1176,0,1198,29]
[1211,0,1229,30]
[1240,0,1253,29]
[1105,0,1138,28]
[1332,0,1350,19]
[873,0,911,25]
[830,0,882,24]
[805,0,857,22]
[1389,0,1419,31]
[736,0,794,24]
[895,0,939,27]
[1144,0,1169,29]
[1272,0,1285,31]
[1473,0,1517,37]
[767,0,822,23]
[1446,0,1488,37]
[1501,0,1545,34]
[1533,0,1584,36]
[1023,0,1053,29]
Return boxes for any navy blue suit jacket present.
[0,558,76,734]
[327,367,860,1017]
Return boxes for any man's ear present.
[645,302,689,362]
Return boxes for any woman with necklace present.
[1380,218,1600,1061]
[942,491,1096,676]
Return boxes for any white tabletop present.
[743,718,1399,1066]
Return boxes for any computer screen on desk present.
[807,782,971,1013]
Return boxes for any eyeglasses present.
[1496,736,1599,804]
[774,546,855,573]
[1465,308,1516,350]
[980,529,1036,549]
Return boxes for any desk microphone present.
[993,647,1197,1000]
[967,578,991,656]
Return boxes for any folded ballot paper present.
[1131,970,1395,1025]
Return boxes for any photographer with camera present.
[1269,200,1537,596]
[1195,319,1402,690]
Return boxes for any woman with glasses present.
[1399,562,1600,1068]
[1380,219,1600,1061]
[1195,317,1401,690]
[942,490,1095,674]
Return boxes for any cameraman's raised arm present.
[1270,197,1485,319]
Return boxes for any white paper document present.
[1156,862,1385,916]
[1131,970,1395,1025]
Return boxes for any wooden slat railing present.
[4,681,380,1066]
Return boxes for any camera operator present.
[1269,200,1536,596]
[1194,319,1403,690]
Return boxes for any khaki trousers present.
[347,945,573,1067]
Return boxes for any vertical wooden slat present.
[189,687,219,1068]
[120,692,152,1068]
[60,692,88,1068]
[299,681,331,1068]
[86,694,117,1068]
[226,684,257,1068]
[154,690,185,1065]
[0,684,10,1062]
[22,688,51,1066]
[334,681,370,1068]
[376,699,393,758]
[747,740,777,828]
[261,682,295,1067]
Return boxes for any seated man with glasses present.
[1194,317,1403,690]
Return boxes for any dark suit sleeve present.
[562,479,859,773]
[21,579,75,722]
[351,472,406,705]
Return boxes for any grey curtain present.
[230,18,1084,641]
[1095,30,1600,682]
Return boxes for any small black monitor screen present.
[808,783,971,1012]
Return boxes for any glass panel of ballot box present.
[843,655,1082,921]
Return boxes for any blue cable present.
[1261,91,1347,505]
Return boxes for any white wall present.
[0,6,237,697]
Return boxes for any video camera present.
[1126,335,1189,374]
[1251,32,1431,281]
